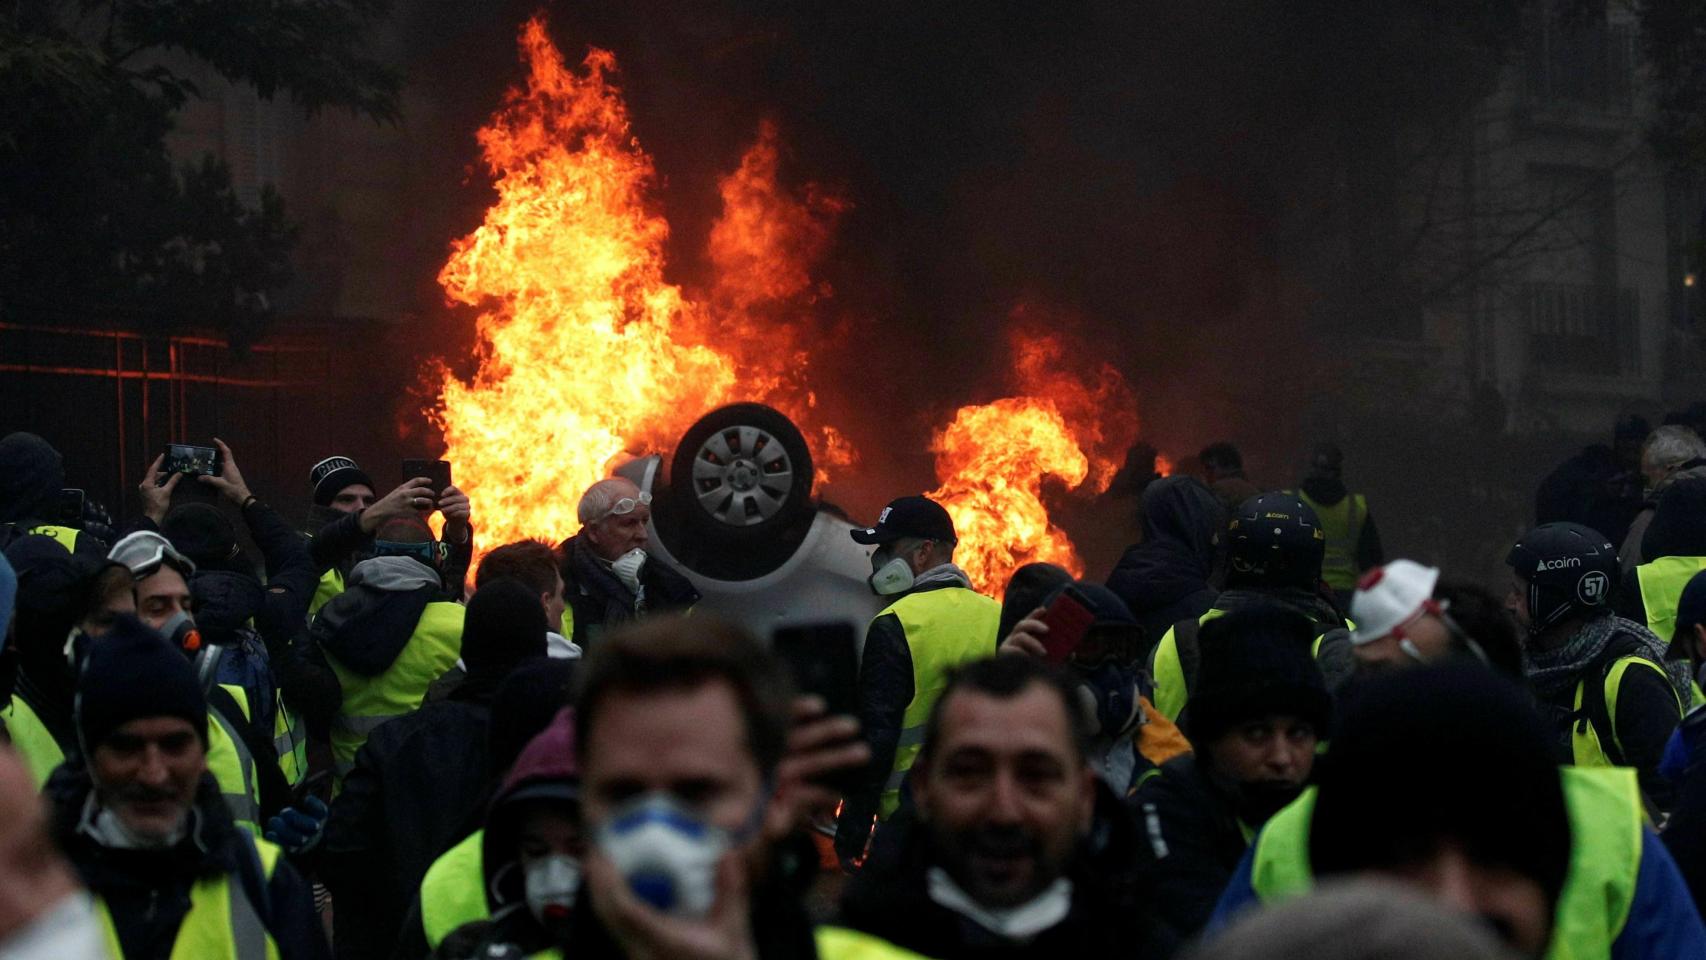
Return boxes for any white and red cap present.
[1350,560,1440,646]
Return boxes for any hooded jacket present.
[465,709,581,957]
[46,766,328,960]
[283,556,444,738]
[556,533,699,650]
[1106,477,1224,643]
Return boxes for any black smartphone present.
[57,488,86,527]
[773,621,865,795]
[402,458,452,495]
[160,443,221,484]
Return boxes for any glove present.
[265,795,328,855]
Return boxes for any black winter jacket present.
[48,767,328,960]
[1128,753,1252,939]
[555,533,699,651]
[837,783,1178,959]
[321,694,493,959]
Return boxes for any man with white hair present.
[554,477,698,651]
[1622,426,1706,572]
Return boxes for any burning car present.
[612,402,883,638]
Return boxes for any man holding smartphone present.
[303,454,474,614]
[837,495,1000,868]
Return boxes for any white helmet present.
[1350,560,1440,647]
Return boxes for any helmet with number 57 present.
[1506,522,1619,636]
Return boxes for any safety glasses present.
[600,491,652,521]
[107,531,196,579]
[1386,599,1489,666]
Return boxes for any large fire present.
[430,16,1148,594]
[429,17,847,554]
[928,323,1139,595]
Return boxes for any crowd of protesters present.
[3,407,1706,960]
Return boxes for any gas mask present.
[156,609,220,696]
[592,791,762,918]
[524,854,581,931]
[867,544,917,597]
[1073,662,1141,739]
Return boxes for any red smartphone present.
[1037,586,1096,664]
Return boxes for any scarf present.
[1525,615,1692,707]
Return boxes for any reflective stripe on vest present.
[209,687,261,836]
[94,835,283,960]
[272,695,308,788]
[420,829,487,949]
[1151,608,1340,724]
[814,926,937,960]
[1,695,66,789]
[1250,767,1643,960]
[1295,491,1366,591]
[1636,556,1706,646]
[328,600,464,778]
[875,588,1000,819]
[309,568,344,619]
[1571,656,1680,768]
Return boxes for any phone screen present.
[1037,587,1097,664]
[162,443,220,483]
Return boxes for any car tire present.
[669,403,815,552]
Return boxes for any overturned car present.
[613,403,883,640]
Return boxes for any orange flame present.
[429,17,848,556]
[928,321,1141,595]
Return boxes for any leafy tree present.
[0,1,399,348]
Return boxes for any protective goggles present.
[373,539,447,566]
[598,491,652,521]
[1382,599,1489,666]
[107,531,196,579]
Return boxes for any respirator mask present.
[592,791,765,918]
[867,542,918,597]
[524,854,582,931]
[611,548,648,593]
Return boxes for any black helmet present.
[1225,493,1326,589]
[1506,522,1617,635]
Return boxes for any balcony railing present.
[1523,281,1640,375]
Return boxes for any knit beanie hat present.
[1186,602,1332,745]
[75,615,208,751]
[1309,663,1570,911]
[1643,477,1706,561]
[462,577,550,680]
[162,503,240,571]
[998,563,1074,641]
[309,455,374,507]
[0,432,64,525]
[487,658,577,779]
[6,534,100,661]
